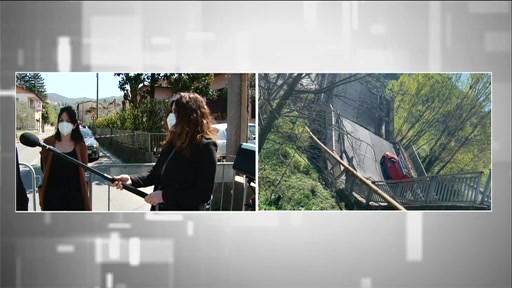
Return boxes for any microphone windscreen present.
[20,132,42,148]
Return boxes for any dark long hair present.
[163,92,217,156]
[55,106,84,144]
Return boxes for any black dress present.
[43,149,84,211]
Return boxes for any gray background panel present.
[1,1,510,288]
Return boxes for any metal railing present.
[96,128,167,159]
[87,162,247,211]
[372,171,485,205]
[148,133,167,157]
[106,129,150,151]
[405,143,427,177]
[481,169,492,205]
[19,162,38,211]
[314,122,488,209]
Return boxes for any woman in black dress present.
[39,106,91,211]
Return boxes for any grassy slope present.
[258,116,342,210]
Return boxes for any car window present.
[80,129,93,138]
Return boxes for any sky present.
[40,72,123,99]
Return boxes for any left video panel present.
[15,72,257,212]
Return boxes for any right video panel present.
[258,73,491,211]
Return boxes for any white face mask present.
[167,113,176,129]
[58,121,74,136]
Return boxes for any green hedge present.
[96,100,171,133]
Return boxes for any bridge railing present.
[373,171,484,205]
[481,169,491,206]
[405,143,427,177]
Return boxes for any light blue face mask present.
[167,113,176,129]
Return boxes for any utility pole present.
[226,74,249,161]
[241,73,248,143]
[81,101,84,124]
[94,73,99,134]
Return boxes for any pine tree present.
[16,73,48,101]
[16,73,31,87]
[28,73,48,101]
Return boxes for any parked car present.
[380,152,411,181]
[80,127,100,162]
[212,123,257,160]
[248,123,256,145]
[213,123,228,159]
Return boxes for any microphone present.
[20,132,48,148]
[19,132,148,199]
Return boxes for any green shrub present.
[95,100,171,132]
[258,115,341,210]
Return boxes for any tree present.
[258,73,373,153]
[16,73,31,87]
[114,73,216,106]
[114,73,145,105]
[144,73,160,100]
[389,73,491,175]
[248,73,256,102]
[29,73,48,101]
[42,102,58,126]
[258,73,385,210]
[390,74,458,146]
[16,100,35,130]
[16,73,48,101]
[161,73,216,99]
[258,73,305,153]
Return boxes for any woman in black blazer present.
[113,92,218,211]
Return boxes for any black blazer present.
[130,138,218,211]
